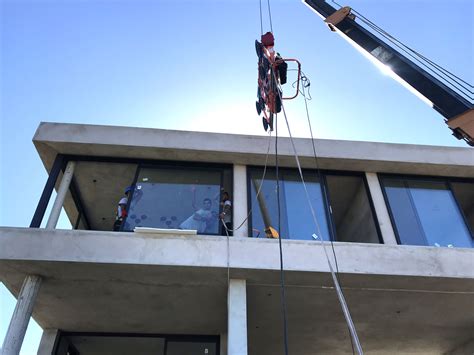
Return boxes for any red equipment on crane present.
[255,32,302,132]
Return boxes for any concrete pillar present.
[46,161,75,229]
[2,275,42,355]
[365,172,398,245]
[37,329,59,355]
[228,279,247,355]
[233,165,248,238]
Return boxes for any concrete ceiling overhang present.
[1,228,474,354]
[33,122,474,177]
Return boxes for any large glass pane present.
[249,168,330,241]
[166,341,218,355]
[384,180,427,246]
[124,167,222,234]
[56,335,165,355]
[282,170,330,241]
[408,181,473,248]
[383,178,473,248]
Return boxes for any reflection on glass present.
[123,167,222,234]
[166,341,217,355]
[384,178,473,248]
[249,168,330,240]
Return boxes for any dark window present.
[124,165,231,235]
[55,333,219,355]
[450,181,474,233]
[381,177,473,248]
[166,341,218,355]
[325,175,380,243]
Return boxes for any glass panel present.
[166,341,217,355]
[249,168,330,241]
[59,335,165,355]
[282,170,330,241]
[383,178,473,248]
[124,167,222,234]
[407,181,473,248]
[326,175,380,243]
[250,169,287,238]
[383,180,427,246]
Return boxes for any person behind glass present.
[113,185,132,231]
[180,198,215,233]
[220,192,232,236]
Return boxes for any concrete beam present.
[233,165,248,238]
[46,161,75,229]
[228,279,247,355]
[37,329,59,355]
[2,275,42,355]
[1,227,474,281]
[365,172,398,245]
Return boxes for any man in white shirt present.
[113,185,132,231]
[220,192,232,236]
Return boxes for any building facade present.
[1,122,473,355]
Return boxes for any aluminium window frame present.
[121,162,229,235]
[53,331,220,355]
[378,173,474,246]
[31,154,232,232]
[246,166,383,243]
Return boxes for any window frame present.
[122,162,229,235]
[246,166,382,243]
[31,154,232,232]
[378,173,474,246]
[53,331,220,355]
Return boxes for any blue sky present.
[1,0,473,353]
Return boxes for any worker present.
[113,185,133,231]
[220,192,232,236]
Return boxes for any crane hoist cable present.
[299,74,356,355]
[258,2,290,355]
[272,68,364,354]
[257,1,363,354]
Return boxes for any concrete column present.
[365,172,398,245]
[233,165,248,238]
[2,275,42,355]
[37,329,59,355]
[46,161,75,229]
[228,279,247,355]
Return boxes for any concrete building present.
[1,122,473,355]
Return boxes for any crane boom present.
[304,0,474,146]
